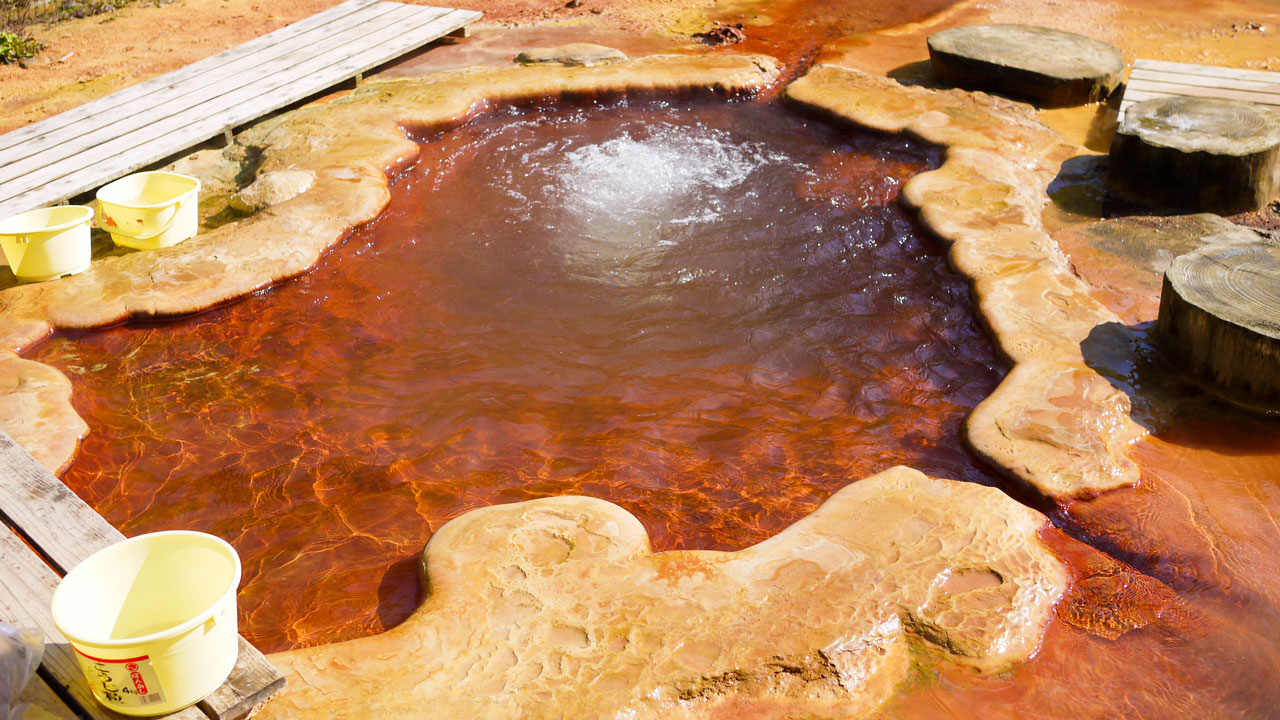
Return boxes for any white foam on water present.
[535,122,804,282]
[554,123,787,219]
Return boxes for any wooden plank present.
[0,428,285,720]
[0,0,381,155]
[1121,82,1280,108]
[196,639,286,720]
[0,5,477,212]
[0,428,123,572]
[1121,87,1280,112]
[0,6,479,217]
[0,0,407,177]
[1133,58,1280,85]
[0,0,430,193]
[0,525,207,720]
[18,672,79,719]
[1128,67,1280,94]
[1120,59,1280,120]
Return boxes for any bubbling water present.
[494,116,809,282]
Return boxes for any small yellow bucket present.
[51,531,242,717]
[0,205,93,282]
[96,171,201,250]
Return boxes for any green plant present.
[0,31,41,63]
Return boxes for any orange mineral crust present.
[30,100,1011,652]
[854,412,1280,718]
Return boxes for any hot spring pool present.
[29,99,1005,651]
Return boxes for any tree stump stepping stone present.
[927,24,1124,107]
[1108,96,1280,214]
[1157,239,1280,414]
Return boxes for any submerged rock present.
[513,43,627,67]
[229,170,315,213]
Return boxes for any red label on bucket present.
[73,648,166,709]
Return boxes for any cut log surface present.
[1157,239,1280,414]
[1108,96,1280,213]
[927,24,1124,106]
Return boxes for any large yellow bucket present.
[51,531,242,717]
[0,205,93,282]
[96,171,200,250]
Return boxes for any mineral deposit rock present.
[229,170,315,213]
[1108,96,1280,214]
[513,43,627,67]
[262,467,1067,720]
[927,24,1124,106]
[1157,239,1280,414]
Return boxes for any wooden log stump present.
[927,24,1124,107]
[1157,240,1280,414]
[1108,96,1280,214]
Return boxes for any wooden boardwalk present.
[0,428,284,720]
[1121,58,1280,119]
[0,0,481,220]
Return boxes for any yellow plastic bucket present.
[96,171,200,250]
[51,531,242,717]
[0,205,93,282]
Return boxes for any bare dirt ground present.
[2,0,1277,137]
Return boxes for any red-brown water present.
[30,99,1012,652]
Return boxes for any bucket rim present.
[0,205,94,236]
[96,171,201,210]
[51,529,242,649]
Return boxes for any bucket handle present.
[96,198,186,241]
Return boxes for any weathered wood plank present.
[197,640,286,720]
[0,6,479,218]
[0,0,406,177]
[0,525,207,720]
[1133,58,1280,84]
[0,428,285,720]
[1124,78,1280,107]
[0,428,123,572]
[1121,90,1280,117]
[0,1,432,195]
[1128,67,1280,94]
[0,0,381,155]
[1120,59,1280,119]
[18,672,79,719]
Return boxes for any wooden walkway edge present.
[1121,58,1280,119]
[0,0,481,220]
[0,428,284,720]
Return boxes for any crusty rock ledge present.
[784,65,1146,500]
[261,467,1067,720]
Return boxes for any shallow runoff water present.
[31,99,1006,651]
